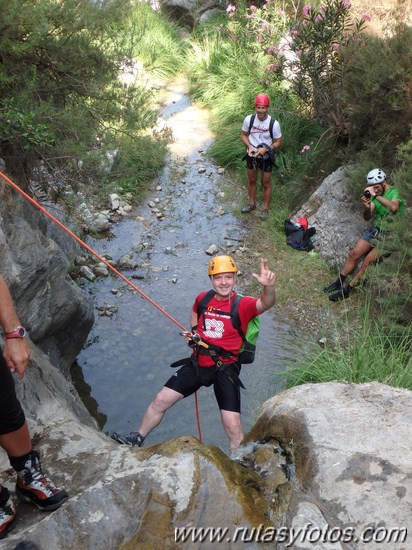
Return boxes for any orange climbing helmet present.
[255,93,270,107]
[208,255,238,276]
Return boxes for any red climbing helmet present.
[255,93,270,107]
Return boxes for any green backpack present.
[196,290,260,364]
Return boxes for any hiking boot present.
[111,431,144,447]
[241,204,256,214]
[329,285,352,302]
[15,451,69,512]
[323,279,343,294]
[260,209,269,220]
[0,488,16,539]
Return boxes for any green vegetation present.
[1,1,410,390]
[0,0,183,199]
[184,0,411,390]
[283,305,412,390]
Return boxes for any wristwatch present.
[5,326,27,339]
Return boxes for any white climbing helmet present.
[366,168,386,184]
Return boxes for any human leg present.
[340,239,374,277]
[138,387,184,438]
[349,247,380,286]
[261,171,272,212]
[214,365,243,450]
[111,387,183,447]
[329,248,380,302]
[220,410,243,451]
[0,354,68,515]
[324,239,373,294]
[111,362,200,446]
[0,423,31,458]
[242,167,257,212]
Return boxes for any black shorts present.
[165,361,242,413]
[245,154,274,173]
[0,352,26,435]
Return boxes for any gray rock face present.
[0,186,94,372]
[2,366,410,549]
[298,166,369,270]
[247,382,411,549]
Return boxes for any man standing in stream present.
[240,94,282,220]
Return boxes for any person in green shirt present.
[324,168,403,302]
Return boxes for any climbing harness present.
[0,170,203,441]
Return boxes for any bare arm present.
[253,258,276,314]
[0,275,30,379]
[241,130,258,157]
[271,137,282,151]
[363,185,400,217]
[374,196,400,214]
[190,310,198,330]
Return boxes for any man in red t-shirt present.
[112,256,276,451]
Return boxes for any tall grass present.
[125,2,185,78]
[282,304,412,390]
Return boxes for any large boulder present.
[2,363,410,549]
[247,382,411,549]
[297,166,369,269]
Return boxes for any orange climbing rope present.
[0,170,203,442]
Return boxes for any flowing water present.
[73,80,296,452]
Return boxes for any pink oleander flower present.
[266,45,277,55]
[226,4,236,13]
[342,0,351,8]
[362,12,371,21]
[314,14,323,23]
[302,6,311,16]
[249,5,257,12]
[301,145,311,153]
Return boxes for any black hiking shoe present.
[15,451,68,511]
[329,285,352,302]
[111,431,144,447]
[241,204,256,214]
[323,278,344,294]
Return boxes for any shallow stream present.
[73,81,296,452]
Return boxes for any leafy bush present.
[0,0,175,190]
[338,25,412,160]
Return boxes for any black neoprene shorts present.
[164,361,242,413]
[0,352,26,435]
[245,154,274,173]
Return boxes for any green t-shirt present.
[371,187,403,228]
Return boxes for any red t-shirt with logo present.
[192,291,260,367]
